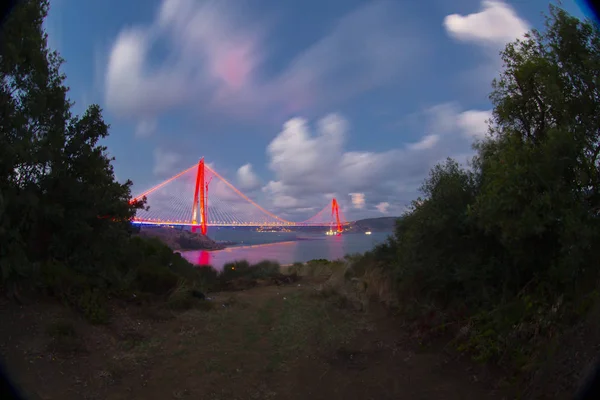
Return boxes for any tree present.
[393,159,495,306]
[0,0,143,291]
[473,5,600,292]
[0,0,66,284]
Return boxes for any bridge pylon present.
[332,198,342,233]
[191,158,207,235]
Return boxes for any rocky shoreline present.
[136,226,226,251]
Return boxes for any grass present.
[287,259,346,277]
[46,318,85,354]
[36,258,384,393]
[265,292,357,371]
[4,256,519,400]
[294,258,398,313]
[155,280,360,377]
[46,319,76,338]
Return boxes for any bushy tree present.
[0,0,144,293]
[394,159,497,306]
[383,5,600,318]
[473,6,600,293]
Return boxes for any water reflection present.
[327,233,344,261]
[184,241,299,272]
[181,232,391,271]
[197,250,211,266]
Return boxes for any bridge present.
[131,158,346,235]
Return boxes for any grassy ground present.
[0,272,508,400]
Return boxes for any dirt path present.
[0,281,507,400]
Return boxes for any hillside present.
[347,217,398,232]
[0,268,506,400]
[137,226,225,251]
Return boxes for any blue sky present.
[44,0,590,221]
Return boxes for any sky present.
[44,0,591,221]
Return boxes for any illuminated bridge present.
[131,158,346,235]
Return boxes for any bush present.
[33,233,216,321]
[344,7,600,384]
[218,260,281,286]
[167,282,215,311]
[76,288,109,324]
[220,260,252,283]
[135,261,180,295]
[195,265,219,291]
[120,236,216,297]
[248,261,280,279]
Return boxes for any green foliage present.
[46,319,76,338]
[0,1,209,322]
[135,262,179,295]
[219,260,281,283]
[0,0,143,287]
[392,159,497,307]
[220,260,252,282]
[250,260,281,279]
[194,265,219,290]
[76,288,109,324]
[472,6,600,296]
[167,282,215,311]
[289,259,345,277]
[307,259,331,265]
[350,5,600,374]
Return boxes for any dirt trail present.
[0,281,507,400]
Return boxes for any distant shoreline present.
[180,231,392,253]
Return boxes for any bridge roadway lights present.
[133,161,346,229]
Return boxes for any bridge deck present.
[132,220,349,227]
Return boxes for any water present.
[180,230,392,270]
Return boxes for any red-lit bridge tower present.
[191,158,208,235]
[332,198,342,233]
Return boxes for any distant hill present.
[347,217,398,232]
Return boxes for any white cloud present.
[349,193,366,209]
[105,0,428,121]
[408,134,440,151]
[376,202,390,214]
[443,0,529,47]
[272,195,300,209]
[135,119,157,137]
[236,163,261,190]
[153,148,181,176]
[443,1,529,97]
[456,110,492,139]
[261,109,484,219]
[424,102,492,141]
[266,114,346,193]
[140,106,487,220]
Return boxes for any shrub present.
[248,260,280,279]
[134,261,179,295]
[217,260,282,289]
[219,260,252,283]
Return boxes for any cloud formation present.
[143,105,492,219]
[442,0,530,95]
[153,148,181,177]
[105,0,427,122]
[376,202,390,214]
[350,193,366,209]
[444,0,529,47]
[408,134,440,151]
[261,107,491,219]
[135,119,157,138]
[456,110,493,139]
[236,163,261,190]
